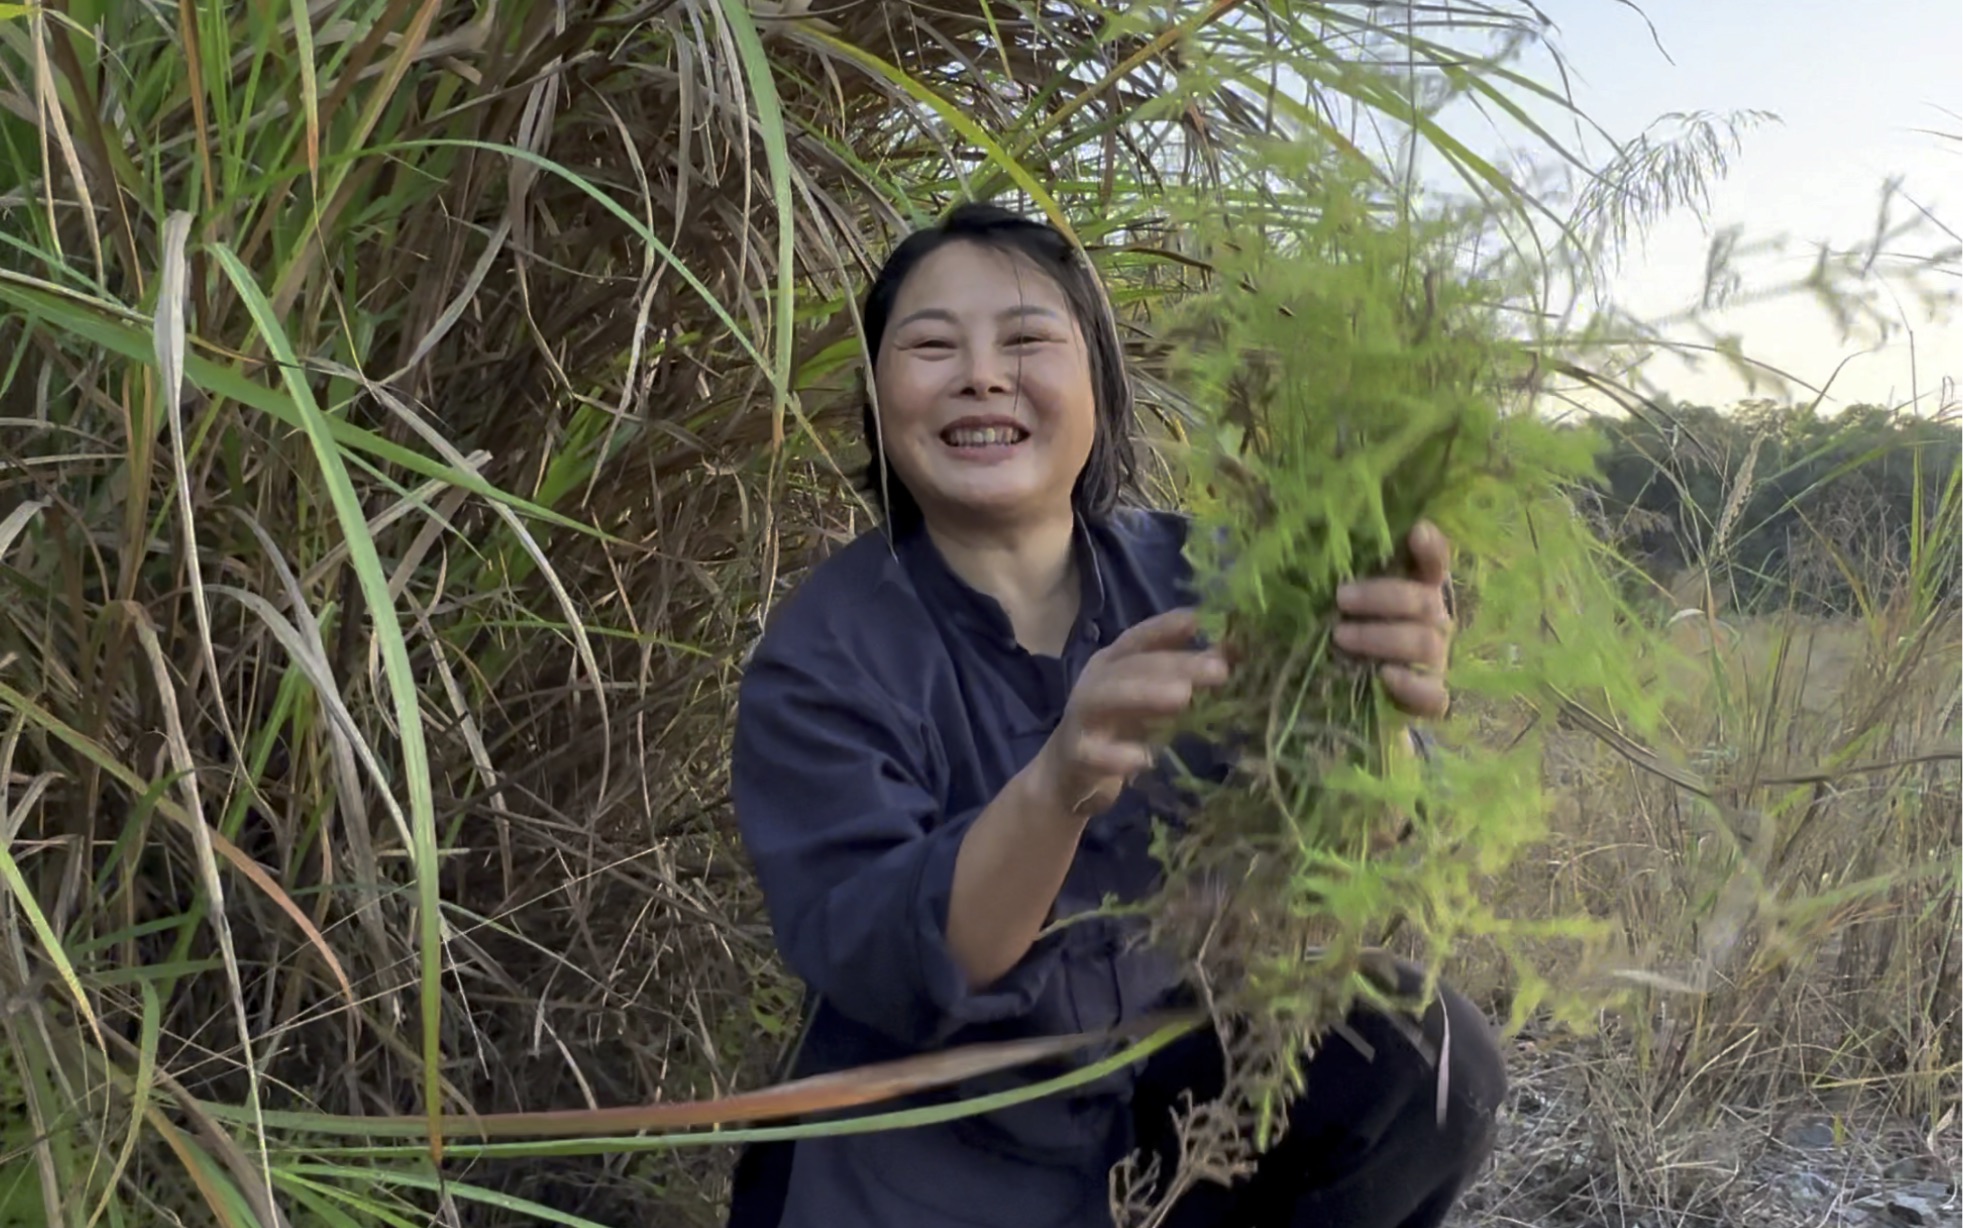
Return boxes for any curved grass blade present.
[708,0,797,448]
[202,1011,1201,1147]
[293,1020,1196,1160]
[283,1168,619,1228]
[0,273,608,540]
[794,29,1078,245]
[206,239,448,1160]
[83,980,160,1228]
[123,603,275,1208]
[0,681,357,1087]
[152,202,300,1039]
[267,1181,370,1228]
[146,1113,251,1228]
[333,374,612,811]
[286,0,318,180]
[0,815,106,1053]
[0,498,47,562]
[202,582,395,999]
[348,139,778,390]
[272,1171,425,1228]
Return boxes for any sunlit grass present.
[0,0,1953,1224]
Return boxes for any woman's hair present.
[857,202,1137,531]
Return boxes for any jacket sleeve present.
[730,644,1067,1050]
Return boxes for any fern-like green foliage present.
[1124,148,1666,1205]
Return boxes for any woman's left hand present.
[1333,520,1454,719]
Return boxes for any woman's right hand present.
[1029,608,1230,818]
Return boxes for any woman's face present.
[872,240,1098,532]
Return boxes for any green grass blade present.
[200,1015,1197,1155]
[271,1173,423,1228]
[0,273,611,540]
[796,29,1078,244]
[0,498,48,561]
[349,138,779,390]
[286,0,318,180]
[267,1182,367,1228]
[0,815,106,1052]
[205,240,447,1158]
[288,1169,618,1228]
[0,678,357,998]
[83,980,161,1228]
[709,0,797,448]
[146,1113,254,1228]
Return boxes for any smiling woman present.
[875,241,1094,534]
[859,208,1134,537]
[723,203,1499,1228]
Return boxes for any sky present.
[1410,0,1961,414]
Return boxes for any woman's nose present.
[957,342,1015,396]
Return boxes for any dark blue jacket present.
[730,509,1219,1228]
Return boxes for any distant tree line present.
[1579,400,1960,618]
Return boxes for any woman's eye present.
[1006,334,1051,346]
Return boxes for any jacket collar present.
[897,514,1108,650]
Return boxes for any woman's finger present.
[1080,655,1226,739]
[1103,607,1201,658]
[1335,577,1449,624]
[1091,675,1198,720]
[1380,664,1449,719]
[1331,620,1449,670]
[1097,648,1228,694]
[1076,734,1156,780]
[1406,520,1452,587]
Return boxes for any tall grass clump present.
[0,1,837,1221]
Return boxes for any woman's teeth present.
[943,426,1027,447]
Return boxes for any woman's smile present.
[939,415,1033,460]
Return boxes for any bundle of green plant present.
[1117,148,1667,1208]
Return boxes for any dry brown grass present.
[1448,611,1961,1228]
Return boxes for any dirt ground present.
[1453,1026,1961,1228]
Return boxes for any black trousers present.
[728,968,1505,1228]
